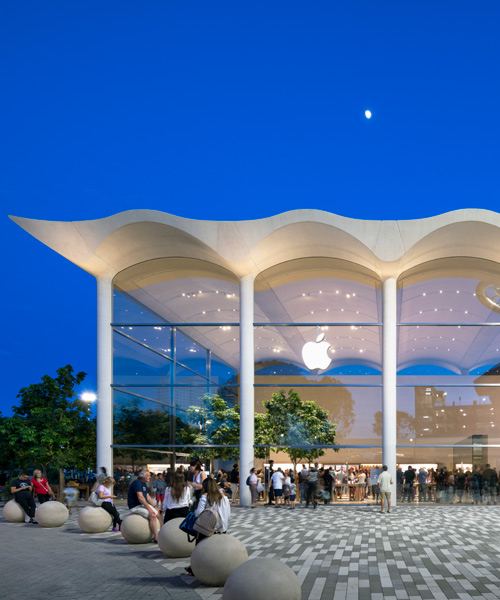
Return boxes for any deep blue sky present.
[1,2,500,415]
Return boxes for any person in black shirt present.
[229,464,239,504]
[11,471,37,523]
[403,466,416,502]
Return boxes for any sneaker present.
[112,527,119,532]
[30,519,38,524]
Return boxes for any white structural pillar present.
[382,277,397,504]
[96,276,113,476]
[239,274,255,507]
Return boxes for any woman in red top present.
[31,469,55,504]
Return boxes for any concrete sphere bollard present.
[36,501,69,527]
[222,557,301,600]
[3,499,26,523]
[158,518,194,558]
[120,513,154,544]
[191,534,248,587]
[78,506,112,533]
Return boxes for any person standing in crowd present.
[299,464,309,504]
[417,466,429,502]
[323,468,334,504]
[229,463,239,504]
[357,469,367,501]
[30,469,55,504]
[271,467,285,507]
[190,460,207,502]
[306,463,319,509]
[248,467,259,507]
[265,460,275,505]
[163,472,192,523]
[369,467,381,504]
[97,476,122,531]
[152,472,167,512]
[11,471,37,523]
[378,465,393,513]
[127,469,161,543]
[403,466,416,502]
[96,466,108,483]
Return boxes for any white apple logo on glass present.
[302,333,332,370]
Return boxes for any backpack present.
[246,475,251,486]
[193,507,220,537]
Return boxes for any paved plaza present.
[2,502,500,600]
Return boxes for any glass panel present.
[397,385,499,444]
[255,385,382,446]
[113,289,163,324]
[255,325,382,376]
[255,264,382,325]
[113,330,172,386]
[399,274,500,324]
[398,325,500,376]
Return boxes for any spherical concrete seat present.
[120,513,154,544]
[3,499,26,523]
[158,518,194,558]
[222,557,301,600]
[36,501,69,527]
[78,506,112,533]
[190,534,248,586]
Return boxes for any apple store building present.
[11,209,500,504]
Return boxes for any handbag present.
[89,491,103,507]
[179,511,197,543]
[257,482,264,493]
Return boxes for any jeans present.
[16,495,36,519]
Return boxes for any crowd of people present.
[5,461,500,530]
[396,464,500,504]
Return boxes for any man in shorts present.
[127,469,161,542]
[378,465,393,513]
[271,467,285,507]
[152,472,167,512]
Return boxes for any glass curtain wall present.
[254,258,383,472]
[111,258,240,469]
[397,258,500,503]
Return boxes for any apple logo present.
[302,333,332,370]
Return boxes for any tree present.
[261,389,337,472]
[180,394,240,466]
[113,401,194,465]
[372,410,415,439]
[0,365,96,494]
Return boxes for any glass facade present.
[112,259,240,466]
[109,253,500,504]
[396,259,500,485]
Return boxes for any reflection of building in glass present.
[11,209,500,503]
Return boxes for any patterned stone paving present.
[161,504,500,600]
[3,503,500,599]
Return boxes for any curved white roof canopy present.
[10,209,500,375]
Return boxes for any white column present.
[96,276,113,476]
[239,274,255,507]
[382,277,397,504]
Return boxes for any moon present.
[365,110,372,119]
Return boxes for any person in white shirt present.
[378,465,393,513]
[163,473,192,523]
[271,468,285,506]
[248,468,259,507]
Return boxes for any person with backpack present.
[185,477,231,576]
